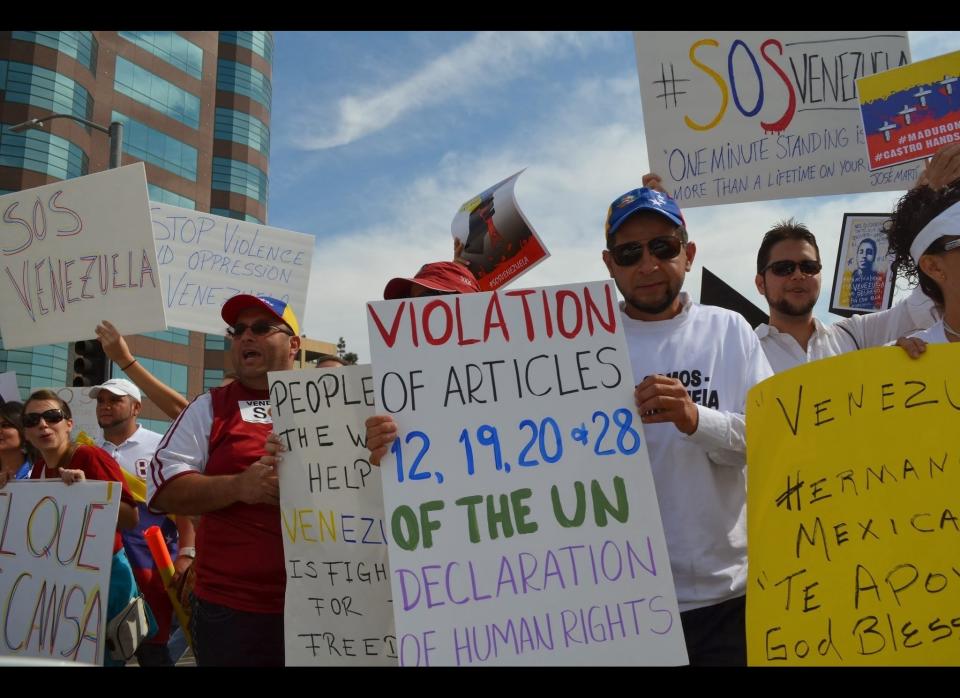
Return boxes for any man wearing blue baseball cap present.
[148,294,301,666]
[602,186,772,666]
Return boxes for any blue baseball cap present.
[222,294,301,336]
[605,187,685,239]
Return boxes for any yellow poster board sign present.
[746,344,960,666]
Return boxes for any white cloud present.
[295,31,612,150]
[297,33,960,362]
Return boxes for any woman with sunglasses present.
[0,401,34,487]
[21,389,146,665]
[887,180,960,345]
[22,389,138,523]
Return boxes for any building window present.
[11,31,97,72]
[211,157,268,204]
[210,207,262,224]
[216,59,271,109]
[0,338,68,396]
[112,111,198,181]
[0,61,93,122]
[118,31,203,79]
[116,356,188,396]
[214,107,270,156]
[140,417,172,435]
[148,183,196,209]
[219,31,273,63]
[141,327,191,345]
[114,57,200,128]
[203,368,225,391]
[204,334,227,350]
[0,125,88,180]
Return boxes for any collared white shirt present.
[97,424,163,480]
[756,286,939,374]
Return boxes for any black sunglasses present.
[610,236,684,266]
[23,409,66,428]
[763,260,822,276]
[226,321,293,338]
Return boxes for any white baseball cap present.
[88,378,142,402]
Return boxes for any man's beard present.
[770,293,816,317]
[622,282,681,316]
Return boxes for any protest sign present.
[829,213,895,315]
[746,345,960,665]
[150,204,314,335]
[366,280,687,666]
[451,171,548,291]
[0,371,20,403]
[859,50,960,170]
[634,32,920,207]
[269,364,395,666]
[0,164,166,349]
[50,386,103,444]
[0,480,121,665]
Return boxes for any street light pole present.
[8,113,123,169]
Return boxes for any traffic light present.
[73,340,108,387]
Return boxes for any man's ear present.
[602,249,615,278]
[683,241,697,270]
[918,253,945,284]
[755,273,766,296]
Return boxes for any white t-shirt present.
[621,293,773,612]
[909,319,949,344]
[757,287,938,374]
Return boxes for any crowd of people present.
[1,142,958,667]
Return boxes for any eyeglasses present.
[762,260,823,276]
[23,409,66,428]
[609,236,684,266]
[226,321,293,338]
[944,238,960,252]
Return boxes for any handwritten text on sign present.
[366,281,687,666]
[150,203,314,335]
[0,164,166,349]
[634,32,919,207]
[746,345,960,666]
[269,364,396,666]
[0,480,120,665]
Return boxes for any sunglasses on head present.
[763,260,822,276]
[609,236,684,266]
[226,321,293,338]
[23,409,66,428]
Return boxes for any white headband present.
[911,200,960,264]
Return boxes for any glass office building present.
[0,31,325,430]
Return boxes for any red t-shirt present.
[31,444,136,553]
[153,381,283,614]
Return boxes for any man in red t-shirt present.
[147,295,300,666]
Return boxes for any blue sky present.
[267,31,960,362]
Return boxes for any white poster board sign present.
[269,364,395,666]
[366,280,687,666]
[50,386,103,444]
[150,204,314,335]
[0,371,20,403]
[0,164,166,349]
[0,480,120,665]
[634,32,919,207]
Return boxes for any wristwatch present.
[177,546,196,559]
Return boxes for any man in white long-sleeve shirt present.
[602,187,773,665]
[753,219,937,373]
